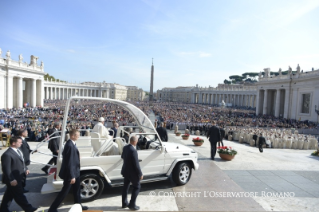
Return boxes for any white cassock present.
[92,122,111,140]
[92,122,119,155]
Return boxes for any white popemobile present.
[35,97,199,202]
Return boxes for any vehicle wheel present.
[80,173,104,202]
[172,162,192,185]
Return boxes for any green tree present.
[224,79,231,84]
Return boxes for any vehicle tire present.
[80,173,104,202]
[172,162,192,185]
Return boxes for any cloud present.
[199,52,211,57]
[67,49,76,53]
[177,51,212,58]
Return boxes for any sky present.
[1,0,319,91]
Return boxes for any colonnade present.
[43,86,110,100]
[193,93,257,107]
[256,89,288,118]
[5,77,44,108]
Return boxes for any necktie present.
[17,149,24,161]
[17,149,26,171]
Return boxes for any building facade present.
[0,50,45,109]
[256,66,319,122]
[157,65,319,122]
[0,49,145,108]
[157,84,257,107]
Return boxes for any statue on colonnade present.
[288,66,292,75]
[296,64,300,73]
[6,50,11,59]
[19,54,23,62]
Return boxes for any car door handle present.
[138,159,142,162]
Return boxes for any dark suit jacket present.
[121,145,142,182]
[259,136,266,148]
[219,128,225,139]
[58,140,80,181]
[1,148,26,185]
[19,137,32,166]
[48,128,60,153]
[156,127,168,141]
[110,127,117,137]
[206,126,221,143]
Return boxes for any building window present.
[301,93,310,113]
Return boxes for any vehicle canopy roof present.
[60,96,157,149]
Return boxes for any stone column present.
[241,95,244,106]
[7,76,13,108]
[274,89,281,117]
[255,91,260,115]
[31,79,36,107]
[37,79,44,107]
[17,77,23,108]
[263,89,268,115]
[284,89,290,119]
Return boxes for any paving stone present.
[305,190,319,198]
[223,170,252,176]
[293,171,319,184]
[248,170,276,176]
[255,176,288,183]
[293,183,319,191]
[270,170,299,176]
[230,175,261,183]
[279,175,314,184]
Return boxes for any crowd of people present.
[151,102,319,131]
[0,100,318,143]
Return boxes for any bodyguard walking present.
[48,129,88,212]
[42,122,61,174]
[206,121,221,160]
[18,128,33,193]
[121,135,143,210]
[0,137,38,212]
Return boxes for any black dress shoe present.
[129,205,140,210]
[31,207,38,211]
[23,188,29,193]
[41,167,48,174]
[122,203,129,208]
[82,205,89,210]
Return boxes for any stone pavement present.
[171,129,319,211]
[0,129,319,211]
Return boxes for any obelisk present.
[149,58,154,103]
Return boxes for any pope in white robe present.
[92,117,111,140]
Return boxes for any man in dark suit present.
[111,122,119,137]
[258,133,266,153]
[42,122,61,174]
[206,121,221,160]
[0,137,38,212]
[48,129,88,212]
[219,127,225,147]
[18,128,34,193]
[121,135,143,210]
[156,122,168,142]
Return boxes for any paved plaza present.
[1,131,319,211]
